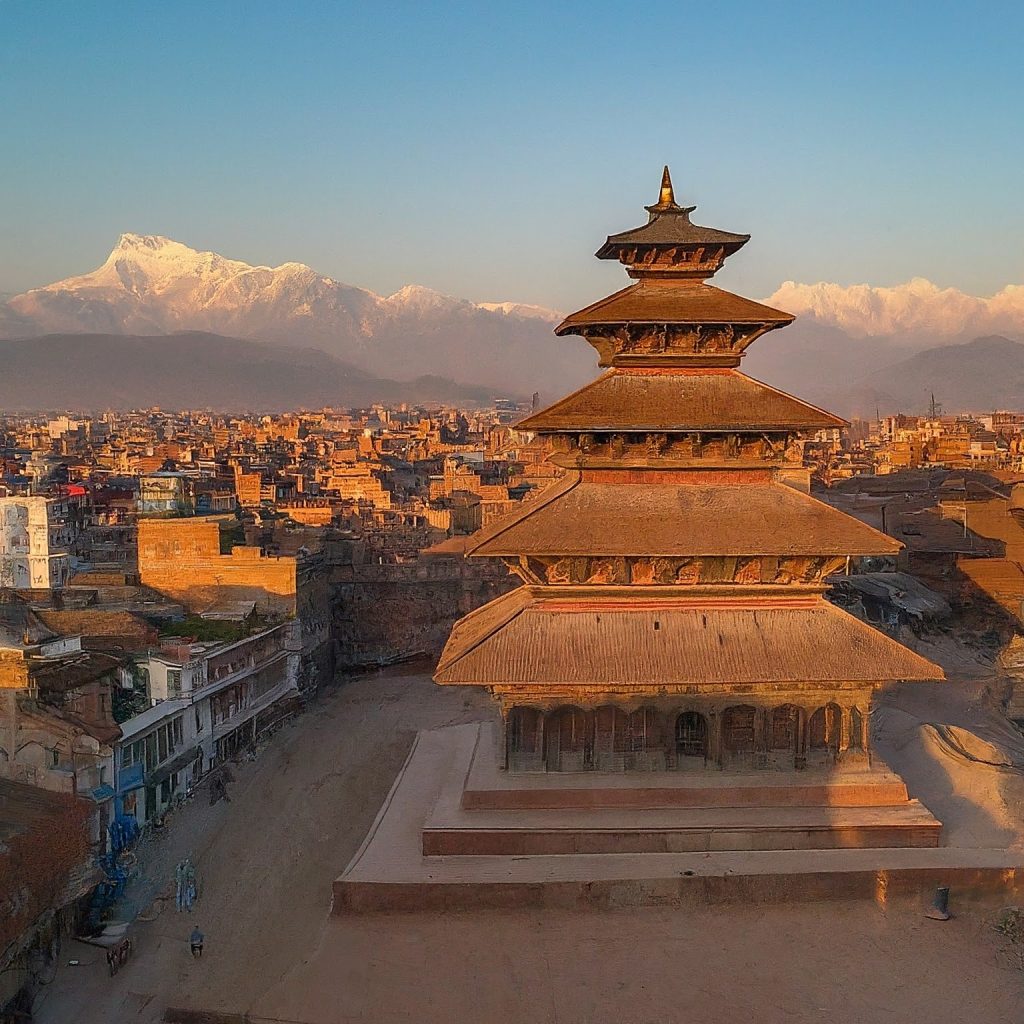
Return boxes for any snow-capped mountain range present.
[765,278,1024,339]
[0,234,581,396]
[2,233,1023,405]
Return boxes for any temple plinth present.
[435,168,944,788]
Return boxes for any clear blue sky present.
[1,1,1022,309]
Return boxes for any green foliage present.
[218,524,246,554]
[160,616,253,644]
[111,683,150,725]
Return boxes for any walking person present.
[175,860,186,912]
[189,926,204,959]
[184,859,197,911]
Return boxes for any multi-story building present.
[138,471,196,516]
[0,496,74,589]
[0,594,122,848]
[115,622,299,823]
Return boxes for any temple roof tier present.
[435,589,944,687]
[556,281,794,335]
[515,368,845,434]
[594,167,750,276]
[467,471,901,559]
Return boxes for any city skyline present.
[5,7,1024,1020]
[2,1,1023,310]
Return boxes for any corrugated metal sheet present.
[468,475,901,558]
[556,282,794,333]
[829,572,951,619]
[435,593,944,686]
[515,368,844,433]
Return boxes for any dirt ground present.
[33,662,1024,1024]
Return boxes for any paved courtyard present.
[32,665,1024,1024]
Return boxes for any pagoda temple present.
[435,167,943,776]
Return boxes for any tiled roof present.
[556,282,794,334]
[435,591,944,686]
[596,209,749,255]
[467,473,902,558]
[515,368,844,433]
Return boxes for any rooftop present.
[555,281,794,334]
[515,368,844,434]
[468,472,902,558]
[594,167,750,259]
[435,590,943,687]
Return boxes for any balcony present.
[199,648,289,696]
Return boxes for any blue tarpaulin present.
[117,763,144,793]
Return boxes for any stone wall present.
[330,558,515,668]
[137,518,297,616]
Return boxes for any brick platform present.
[333,725,1020,914]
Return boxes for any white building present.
[0,496,73,590]
[114,622,299,824]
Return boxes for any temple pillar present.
[796,706,809,770]
[839,706,852,755]
[708,707,722,769]
[753,707,769,769]
[861,704,872,767]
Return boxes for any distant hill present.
[725,279,1024,416]
[747,334,1024,418]
[858,335,1024,415]
[0,332,499,412]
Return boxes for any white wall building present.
[0,496,73,589]
[114,622,299,824]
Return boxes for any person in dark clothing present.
[209,773,232,805]
[190,926,204,958]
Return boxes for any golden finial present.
[658,165,675,207]
[646,165,686,218]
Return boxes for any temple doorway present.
[546,706,591,772]
[722,705,756,769]
[850,706,866,752]
[808,703,842,764]
[770,704,800,768]
[627,707,662,770]
[675,711,707,763]
[594,706,629,770]
[508,707,543,772]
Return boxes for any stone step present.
[423,802,941,856]
[463,777,912,811]
[335,724,971,916]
